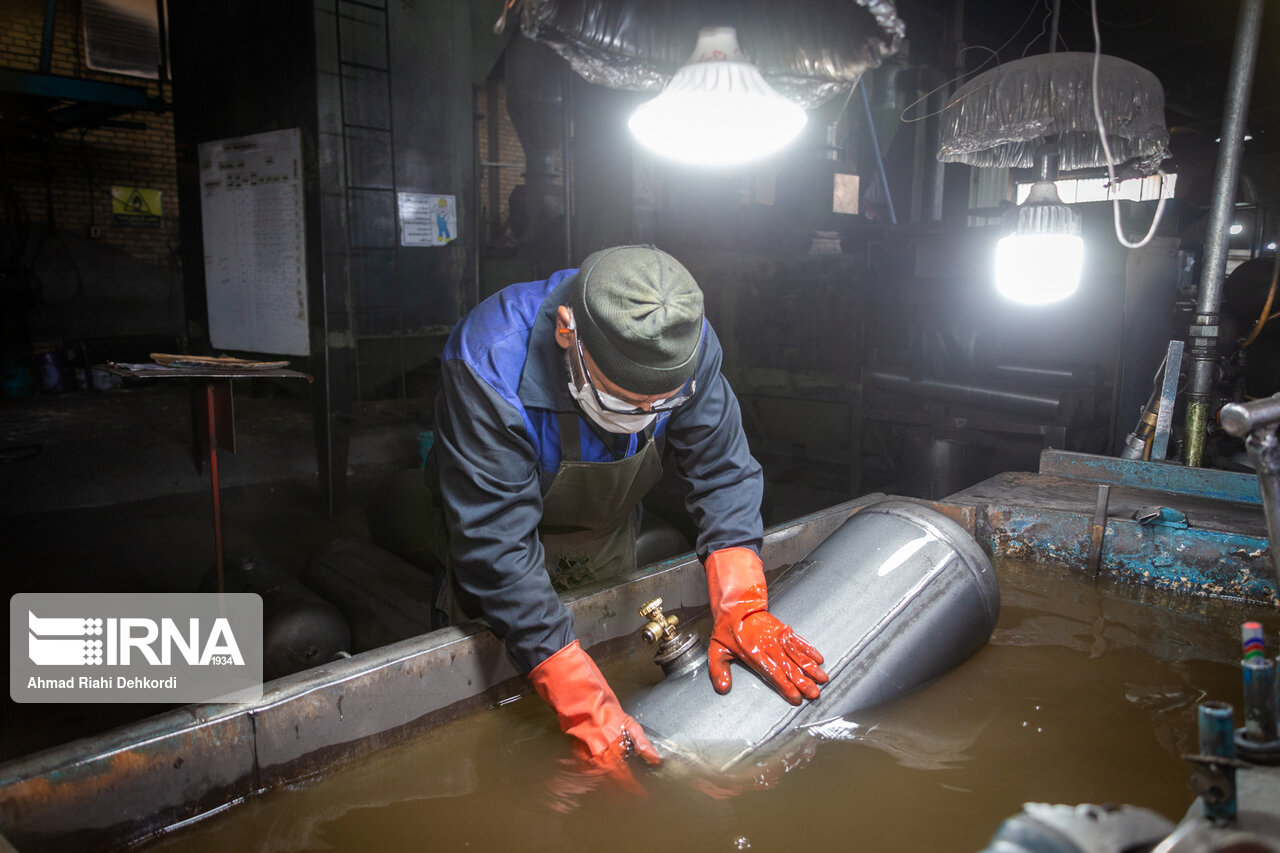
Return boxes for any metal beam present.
[0,68,164,112]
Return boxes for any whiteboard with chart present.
[198,128,310,356]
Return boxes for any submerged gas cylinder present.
[626,499,1000,773]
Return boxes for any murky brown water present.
[147,560,1276,853]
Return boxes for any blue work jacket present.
[434,269,764,673]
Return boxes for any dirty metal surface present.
[0,707,257,853]
[949,471,1268,539]
[946,471,1275,606]
[0,497,875,852]
[987,511,1275,605]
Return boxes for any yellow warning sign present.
[110,186,163,226]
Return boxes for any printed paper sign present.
[399,192,457,246]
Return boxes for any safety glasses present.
[574,336,695,415]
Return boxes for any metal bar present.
[1241,658,1277,742]
[860,82,897,225]
[155,0,169,86]
[562,61,573,268]
[210,380,235,453]
[0,69,157,110]
[40,0,56,74]
[865,369,1064,418]
[1038,449,1263,505]
[1087,484,1110,579]
[205,384,224,595]
[1150,340,1184,461]
[980,508,1274,601]
[1221,394,1280,582]
[1184,0,1266,467]
[485,84,501,241]
[1221,394,1280,436]
[1196,701,1239,822]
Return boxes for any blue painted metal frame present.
[1039,449,1262,505]
[0,69,163,111]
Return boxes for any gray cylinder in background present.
[627,500,1000,773]
[202,555,352,682]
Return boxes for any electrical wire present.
[1022,0,1056,58]
[901,0,1049,123]
[1090,0,1168,249]
[1241,247,1280,347]
[1070,0,1178,29]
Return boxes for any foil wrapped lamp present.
[939,52,1170,303]
[938,52,1169,175]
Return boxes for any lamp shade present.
[938,52,1168,175]
[628,27,808,167]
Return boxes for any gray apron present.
[436,412,664,619]
[539,413,664,591]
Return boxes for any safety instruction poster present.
[398,192,456,247]
[198,128,310,356]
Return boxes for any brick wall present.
[476,79,523,240]
[475,78,563,244]
[1,0,178,270]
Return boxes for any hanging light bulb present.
[993,148,1084,304]
[628,27,807,167]
[994,178,1084,304]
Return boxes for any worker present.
[429,245,828,780]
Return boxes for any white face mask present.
[567,377,657,434]
[563,314,656,435]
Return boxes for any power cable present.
[1090,0,1169,249]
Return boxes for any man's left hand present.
[704,548,828,704]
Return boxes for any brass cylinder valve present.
[636,597,701,678]
[639,598,681,645]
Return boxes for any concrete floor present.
[0,381,849,762]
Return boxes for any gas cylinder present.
[627,499,1000,773]
[201,555,352,681]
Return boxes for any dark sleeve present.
[434,359,574,673]
[664,323,765,559]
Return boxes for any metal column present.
[1184,0,1266,467]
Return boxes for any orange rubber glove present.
[705,547,829,705]
[529,640,661,781]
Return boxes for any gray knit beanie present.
[569,245,704,395]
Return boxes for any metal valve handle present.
[638,597,680,645]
